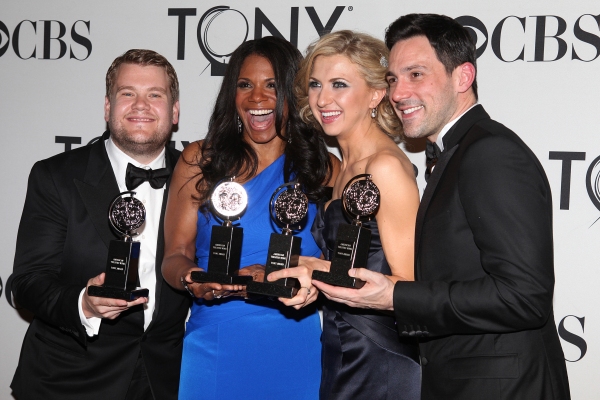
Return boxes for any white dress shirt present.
[78,137,166,335]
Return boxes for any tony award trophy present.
[312,174,380,288]
[88,191,149,300]
[191,178,252,285]
[246,182,308,298]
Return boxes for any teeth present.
[249,109,273,115]
[322,111,341,117]
[403,106,423,114]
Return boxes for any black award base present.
[246,280,300,298]
[311,270,365,289]
[88,240,148,300]
[87,286,149,301]
[191,271,252,285]
[246,233,301,299]
[312,223,370,289]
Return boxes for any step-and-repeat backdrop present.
[1,1,598,398]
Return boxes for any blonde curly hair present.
[295,30,402,142]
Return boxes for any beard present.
[396,82,457,140]
[108,118,173,160]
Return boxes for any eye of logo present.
[455,16,489,57]
[0,21,9,57]
[198,6,249,76]
[586,155,600,226]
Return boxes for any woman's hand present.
[182,269,245,300]
[267,256,330,309]
[238,264,266,282]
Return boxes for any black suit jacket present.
[393,106,570,399]
[7,131,191,400]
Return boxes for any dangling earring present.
[287,121,292,144]
[237,116,242,134]
[371,108,377,118]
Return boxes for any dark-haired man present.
[8,49,190,399]
[313,14,570,399]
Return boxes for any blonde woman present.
[271,31,421,399]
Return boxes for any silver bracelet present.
[180,276,195,298]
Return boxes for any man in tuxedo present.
[312,14,570,399]
[7,49,191,399]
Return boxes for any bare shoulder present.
[329,151,341,167]
[181,140,204,164]
[366,146,415,182]
[174,140,204,186]
[328,152,341,186]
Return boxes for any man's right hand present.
[312,268,395,311]
[82,273,148,319]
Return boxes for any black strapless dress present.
[312,199,421,400]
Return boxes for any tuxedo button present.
[421,356,428,366]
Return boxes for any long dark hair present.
[195,36,332,204]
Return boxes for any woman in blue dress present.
[162,36,337,399]
[272,31,422,399]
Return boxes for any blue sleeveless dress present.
[312,198,421,400]
[179,155,322,400]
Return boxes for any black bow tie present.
[125,163,170,190]
[425,141,442,182]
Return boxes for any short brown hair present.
[105,49,179,102]
[295,30,401,141]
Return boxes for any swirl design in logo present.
[586,155,600,223]
[211,181,248,220]
[342,175,380,221]
[274,188,309,227]
[109,194,146,236]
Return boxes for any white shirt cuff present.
[78,288,101,337]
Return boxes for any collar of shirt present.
[435,103,479,152]
[105,137,166,193]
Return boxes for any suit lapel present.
[415,145,458,259]
[74,131,120,249]
[414,105,491,277]
[442,105,489,150]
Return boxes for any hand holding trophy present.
[312,174,380,288]
[246,181,308,298]
[88,191,149,300]
[191,178,253,285]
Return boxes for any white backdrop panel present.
[1,1,599,398]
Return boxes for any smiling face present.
[236,54,286,146]
[386,35,459,142]
[307,54,382,139]
[104,63,179,162]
